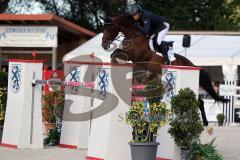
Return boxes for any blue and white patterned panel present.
[97,68,109,98]
[10,64,22,93]
[66,66,81,94]
[162,71,177,102]
[68,67,80,82]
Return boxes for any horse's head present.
[101,16,119,50]
[101,15,135,50]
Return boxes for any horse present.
[101,15,229,126]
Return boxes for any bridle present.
[104,19,145,43]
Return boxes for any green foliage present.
[0,87,7,124]
[168,88,204,149]
[127,77,169,142]
[0,72,8,88]
[44,128,61,146]
[189,138,224,160]
[216,113,224,123]
[5,0,240,31]
[140,0,240,31]
[126,102,170,142]
[53,91,65,121]
[144,77,165,105]
[42,91,65,123]
[0,0,10,13]
[35,0,128,32]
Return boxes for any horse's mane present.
[116,14,135,25]
[116,15,145,36]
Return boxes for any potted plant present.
[216,113,225,126]
[0,87,7,123]
[126,77,170,160]
[0,75,7,142]
[44,127,61,146]
[188,138,224,160]
[168,88,204,160]
[42,91,64,135]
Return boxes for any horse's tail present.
[199,69,229,103]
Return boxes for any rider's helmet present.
[127,4,143,16]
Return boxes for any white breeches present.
[156,22,170,45]
[149,22,170,52]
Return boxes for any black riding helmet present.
[128,4,143,15]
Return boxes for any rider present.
[128,4,170,64]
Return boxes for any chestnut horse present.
[101,15,228,126]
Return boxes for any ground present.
[0,146,87,160]
[0,126,240,160]
[201,126,240,160]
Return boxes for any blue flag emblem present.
[97,68,109,97]
[10,64,22,93]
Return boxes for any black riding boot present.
[158,43,170,65]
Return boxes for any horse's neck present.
[121,27,145,40]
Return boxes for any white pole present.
[52,47,57,70]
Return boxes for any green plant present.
[168,88,204,150]
[126,102,170,142]
[0,72,8,88]
[216,114,224,124]
[0,87,7,124]
[44,127,61,146]
[189,138,224,160]
[52,91,65,121]
[126,77,170,142]
[143,77,164,105]
[42,93,56,123]
[42,91,65,123]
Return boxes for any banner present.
[0,26,58,47]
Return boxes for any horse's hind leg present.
[199,97,208,126]
[199,69,229,103]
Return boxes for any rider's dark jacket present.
[136,10,168,36]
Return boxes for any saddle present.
[151,35,175,64]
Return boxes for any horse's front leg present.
[110,49,130,64]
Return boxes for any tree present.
[0,0,11,13]
[2,0,240,31]
[3,0,42,14]
[168,88,204,149]
[35,0,128,32]
[139,0,240,31]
